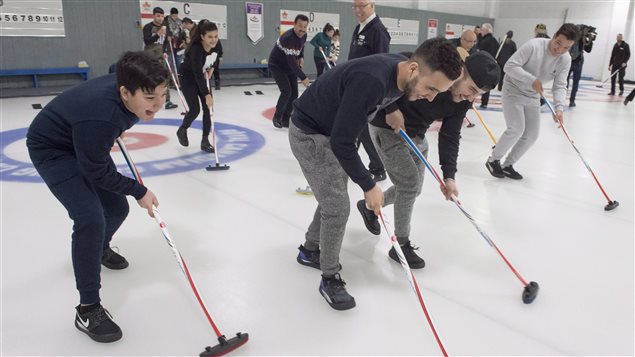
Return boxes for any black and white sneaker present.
[486,158,505,178]
[75,304,123,343]
[296,245,342,271]
[319,274,356,311]
[200,137,215,153]
[297,245,320,270]
[388,241,425,269]
[101,247,128,270]
[356,200,380,235]
[502,165,523,180]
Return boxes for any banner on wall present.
[245,2,263,44]
[444,23,463,39]
[427,19,438,39]
[139,1,227,39]
[0,0,65,37]
[279,9,339,41]
[382,17,419,45]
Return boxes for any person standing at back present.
[609,33,630,96]
[497,30,517,91]
[348,0,391,182]
[476,23,498,109]
[268,14,310,129]
[143,7,178,110]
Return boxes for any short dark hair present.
[294,14,309,23]
[170,7,178,15]
[554,23,580,41]
[116,51,169,94]
[411,38,463,81]
[152,7,164,15]
[182,17,193,24]
[323,23,334,33]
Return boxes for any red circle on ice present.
[262,107,275,121]
[110,133,168,152]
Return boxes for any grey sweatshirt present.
[504,38,571,111]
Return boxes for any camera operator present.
[567,24,596,107]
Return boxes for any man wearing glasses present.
[349,0,391,183]
[453,29,478,56]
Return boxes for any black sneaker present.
[272,118,283,128]
[101,247,128,270]
[176,127,189,147]
[479,104,488,109]
[619,91,624,96]
[215,82,221,90]
[388,241,425,269]
[569,101,576,107]
[297,245,320,269]
[356,200,380,235]
[75,304,123,343]
[486,159,505,178]
[502,165,523,180]
[165,101,178,109]
[608,92,615,96]
[319,274,356,310]
[201,137,215,153]
[371,171,387,182]
[296,245,342,271]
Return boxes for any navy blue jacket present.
[348,16,391,60]
[371,92,471,180]
[292,53,405,191]
[268,28,307,80]
[26,74,147,199]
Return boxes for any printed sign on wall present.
[427,18,438,39]
[0,0,65,37]
[140,1,228,39]
[445,23,463,39]
[382,17,419,45]
[279,9,339,41]
[245,2,263,44]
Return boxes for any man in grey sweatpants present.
[289,38,463,311]
[486,23,579,180]
[361,51,500,269]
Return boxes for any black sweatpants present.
[28,151,129,305]
[180,72,211,137]
[271,68,298,124]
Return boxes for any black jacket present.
[292,53,405,191]
[348,16,391,60]
[610,41,631,66]
[478,33,499,57]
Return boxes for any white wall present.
[335,0,496,17]
[335,0,634,81]
[494,0,634,81]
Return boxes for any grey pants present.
[289,121,350,276]
[491,88,541,167]
[369,125,428,244]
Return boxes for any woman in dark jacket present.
[176,20,219,153]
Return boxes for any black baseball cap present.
[465,51,500,90]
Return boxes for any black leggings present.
[180,73,211,137]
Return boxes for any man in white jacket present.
[486,23,579,180]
